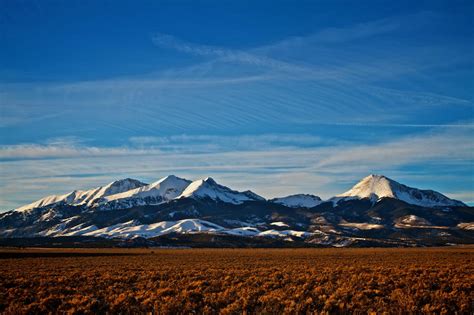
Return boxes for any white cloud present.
[1,129,472,210]
[128,134,325,151]
[0,144,162,159]
[314,130,474,170]
[444,192,474,204]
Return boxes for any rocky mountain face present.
[1,174,472,247]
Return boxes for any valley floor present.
[0,247,473,313]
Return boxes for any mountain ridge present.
[12,174,466,213]
[2,174,472,247]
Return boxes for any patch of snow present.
[257,229,312,238]
[270,221,290,227]
[457,222,474,230]
[398,215,431,226]
[394,215,450,229]
[224,227,261,236]
[38,222,70,236]
[39,209,62,222]
[339,222,384,230]
[270,194,322,208]
[61,216,80,223]
[60,224,99,236]
[0,228,17,237]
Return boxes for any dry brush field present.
[0,247,473,314]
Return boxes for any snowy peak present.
[15,178,147,212]
[335,174,466,207]
[15,193,74,212]
[337,175,396,201]
[270,194,322,208]
[145,175,192,198]
[203,177,217,185]
[102,178,147,196]
[98,175,191,209]
[78,178,148,206]
[178,177,264,204]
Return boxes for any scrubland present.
[0,247,472,314]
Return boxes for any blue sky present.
[0,0,473,210]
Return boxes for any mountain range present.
[0,174,472,247]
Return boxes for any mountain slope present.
[15,178,147,212]
[97,175,191,210]
[333,174,465,207]
[178,177,264,204]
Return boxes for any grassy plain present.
[0,247,473,314]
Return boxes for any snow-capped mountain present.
[97,175,191,210]
[270,194,322,208]
[2,174,472,247]
[15,178,147,212]
[13,175,264,212]
[177,177,264,204]
[333,174,466,207]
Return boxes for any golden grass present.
[0,247,473,314]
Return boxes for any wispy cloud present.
[313,130,474,171]
[0,133,328,160]
[258,11,438,52]
[128,134,326,152]
[319,121,474,129]
[1,129,472,210]
[1,73,470,135]
[1,10,471,134]
[0,144,161,160]
[307,17,400,43]
[152,33,307,73]
[150,11,448,84]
